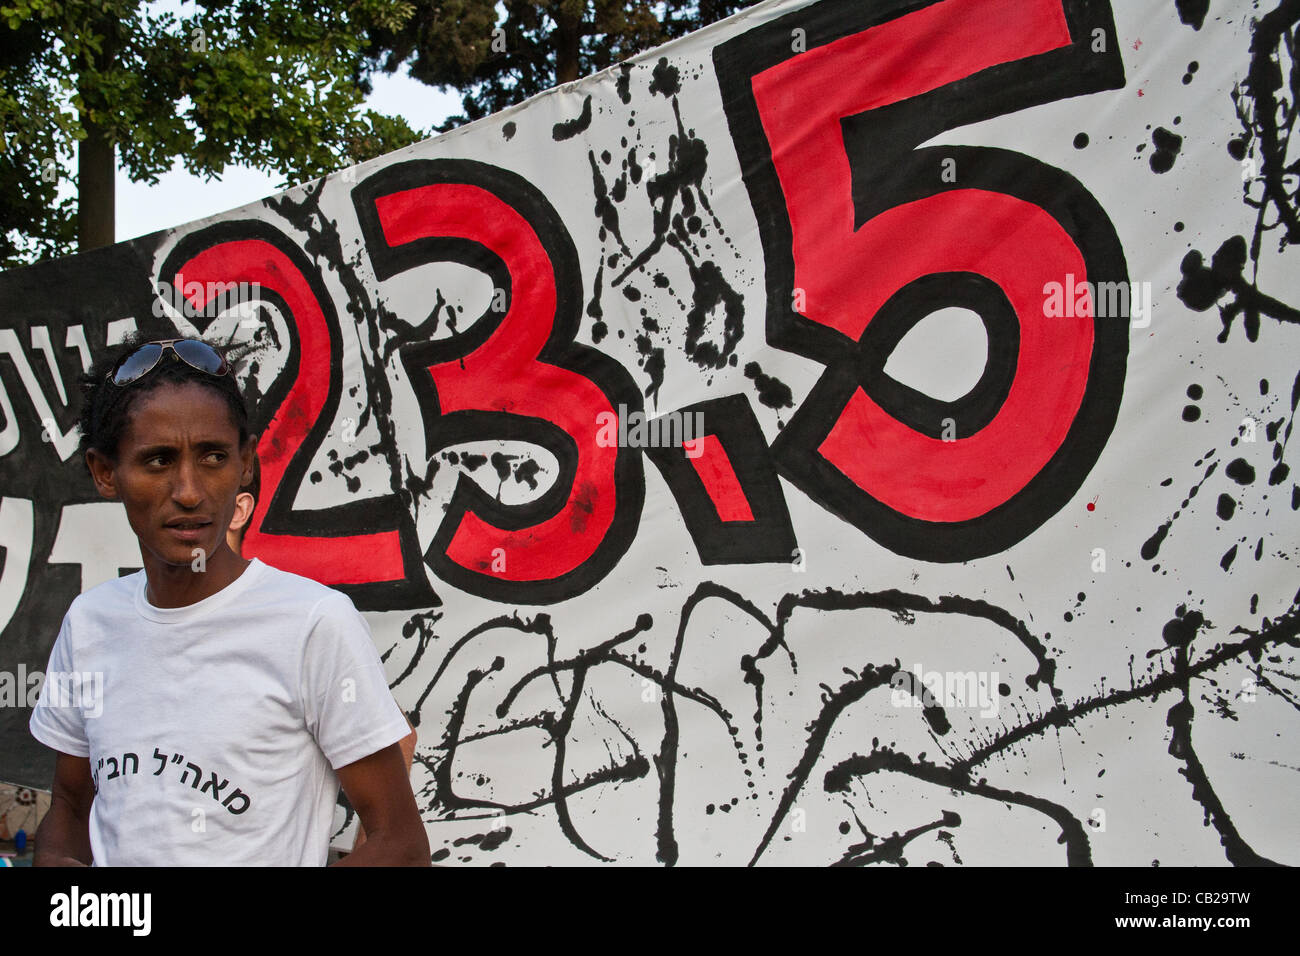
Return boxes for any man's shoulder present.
[66,569,143,615]
[248,559,359,616]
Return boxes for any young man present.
[29,337,429,866]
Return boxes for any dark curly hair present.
[77,334,251,469]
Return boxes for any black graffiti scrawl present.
[0,0,1296,865]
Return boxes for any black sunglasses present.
[107,339,231,386]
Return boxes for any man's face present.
[88,381,253,569]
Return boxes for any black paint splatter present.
[513,458,541,491]
[553,95,593,141]
[1149,127,1183,173]
[1175,0,1210,30]
[1240,2,1300,248]
[1162,606,1206,648]
[1176,236,1300,342]
[616,64,632,105]
[1221,543,1238,571]
[584,84,748,389]
[1141,522,1172,561]
[1225,458,1255,485]
[490,452,513,483]
[1140,460,1219,560]
[683,259,744,370]
[634,332,666,405]
[743,362,794,410]
[1163,605,1281,866]
[649,57,680,98]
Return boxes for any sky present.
[110,2,462,244]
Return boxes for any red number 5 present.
[716,0,1130,561]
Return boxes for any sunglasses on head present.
[107,339,231,387]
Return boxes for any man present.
[30,336,429,866]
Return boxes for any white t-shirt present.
[29,558,410,866]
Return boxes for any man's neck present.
[142,548,252,609]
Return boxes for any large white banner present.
[1,0,1296,865]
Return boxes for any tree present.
[0,0,426,269]
[0,15,77,265]
[361,0,762,130]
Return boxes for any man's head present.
[79,335,256,570]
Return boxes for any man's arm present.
[33,751,94,866]
[352,715,416,850]
[330,742,429,867]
